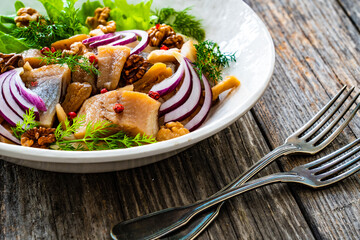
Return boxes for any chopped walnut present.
[162,35,184,49]
[97,20,117,34]
[156,122,190,141]
[122,54,150,84]
[21,127,56,148]
[0,53,24,73]
[14,7,40,27]
[62,42,87,56]
[86,7,111,30]
[148,24,184,49]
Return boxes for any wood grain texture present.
[245,0,360,239]
[1,0,360,239]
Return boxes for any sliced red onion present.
[82,33,115,45]
[89,32,128,48]
[15,72,47,111]
[9,71,40,120]
[120,30,149,55]
[185,73,213,131]
[0,71,24,126]
[159,57,192,116]
[0,124,20,144]
[2,71,26,118]
[164,60,202,123]
[109,32,137,46]
[150,54,185,96]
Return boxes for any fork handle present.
[163,144,298,240]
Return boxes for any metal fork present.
[111,86,360,240]
[111,138,360,240]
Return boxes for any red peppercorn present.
[68,112,77,120]
[160,45,169,50]
[100,88,108,94]
[50,47,56,53]
[148,91,160,100]
[113,103,124,113]
[40,47,50,55]
[89,55,98,64]
[30,81,38,87]
[155,23,160,29]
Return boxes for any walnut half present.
[156,122,190,141]
[86,7,111,30]
[14,7,40,27]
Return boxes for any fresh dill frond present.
[11,108,39,139]
[11,16,67,49]
[39,50,100,75]
[53,116,157,151]
[194,40,236,84]
[56,0,83,36]
[152,7,205,42]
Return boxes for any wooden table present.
[1,0,359,239]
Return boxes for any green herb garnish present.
[152,7,205,42]
[39,50,100,75]
[56,0,83,37]
[11,108,39,139]
[53,115,157,151]
[194,40,236,84]
[11,16,68,49]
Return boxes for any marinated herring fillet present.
[75,85,160,139]
[96,45,130,91]
[21,64,71,97]
[29,76,62,128]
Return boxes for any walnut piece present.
[156,122,190,141]
[97,20,116,34]
[15,7,40,27]
[0,53,24,74]
[122,54,150,85]
[162,35,184,49]
[21,127,56,148]
[86,7,111,30]
[62,42,87,56]
[148,24,184,49]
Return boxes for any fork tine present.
[304,138,360,168]
[315,145,360,176]
[302,87,355,141]
[320,155,360,186]
[292,85,347,136]
[310,96,360,147]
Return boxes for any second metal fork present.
[110,86,360,239]
[111,137,360,240]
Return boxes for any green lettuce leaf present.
[37,0,64,21]
[106,0,153,31]
[0,31,29,53]
[14,1,26,11]
[0,15,16,34]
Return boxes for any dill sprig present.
[39,50,100,75]
[53,116,157,151]
[152,7,205,42]
[11,108,39,139]
[56,0,83,37]
[11,16,68,49]
[194,40,236,84]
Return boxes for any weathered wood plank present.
[338,0,360,29]
[245,0,360,239]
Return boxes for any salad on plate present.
[0,0,240,151]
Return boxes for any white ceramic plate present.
[0,0,274,173]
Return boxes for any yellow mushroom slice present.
[147,49,180,64]
[212,76,241,101]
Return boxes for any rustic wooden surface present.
[1,0,359,239]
